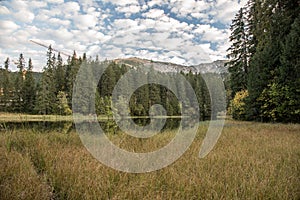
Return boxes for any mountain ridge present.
[114,57,228,74]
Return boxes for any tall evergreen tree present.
[227,8,249,98]
[35,46,57,114]
[54,52,65,93]
[276,15,300,122]
[99,62,117,97]
[0,58,11,111]
[227,0,299,122]
[13,53,25,112]
[246,0,299,121]
[22,58,36,113]
[65,51,80,107]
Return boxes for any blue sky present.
[0,0,246,71]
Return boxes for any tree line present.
[0,46,224,120]
[227,0,299,123]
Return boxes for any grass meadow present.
[0,120,299,199]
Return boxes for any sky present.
[0,0,247,72]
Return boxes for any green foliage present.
[1,52,217,120]
[65,51,80,108]
[35,46,57,114]
[55,91,72,115]
[0,58,12,112]
[13,54,25,112]
[259,83,300,123]
[22,58,36,113]
[227,0,300,123]
[54,53,65,93]
[227,8,249,98]
[113,96,129,117]
[95,95,113,116]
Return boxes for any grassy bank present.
[0,120,299,199]
[0,112,183,122]
[0,112,73,122]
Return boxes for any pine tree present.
[246,0,299,121]
[99,62,117,97]
[276,15,300,122]
[54,52,65,93]
[147,67,161,106]
[13,53,25,112]
[223,0,300,121]
[0,58,11,111]
[227,8,249,98]
[22,58,36,113]
[65,51,80,107]
[56,91,72,115]
[72,61,95,115]
[35,46,57,114]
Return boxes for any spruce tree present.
[65,51,80,107]
[35,46,57,114]
[246,0,299,121]
[227,8,249,98]
[13,53,25,112]
[224,0,300,122]
[54,52,65,93]
[22,58,36,113]
[277,15,300,122]
[0,58,11,111]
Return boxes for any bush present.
[229,90,248,120]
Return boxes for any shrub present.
[229,90,248,120]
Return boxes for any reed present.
[0,120,299,199]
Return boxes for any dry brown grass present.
[0,120,299,199]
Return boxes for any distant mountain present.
[192,60,228,74]
[114,57,228,74]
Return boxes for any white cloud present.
[0,20,19,32]
[12,30,31,45]
[102,0,139,6]
[113,19,139,30]
[51,28,74,41]
[63,2,80,14]
[139,18,156,29]
[81,0,96,11]
[46,0,65,4]
[168,0,213,24]
[30,1,48,8]
[74,14,98,29]
[48,18,71,26]
[142,9,164,19]
[169,56,187,64]
[24,25,40,36]
[87,45,101,56]
[147,0,166,7]
[116,5,141,15]
[100,45,124,59]
[35,13,50,21]
[194,24,229,43]
[0,0,245,71]
[35,8,62,21]
[10,0,28,11]
[13,9,35,23]
[212,0,248,24]
[0,6,10,15]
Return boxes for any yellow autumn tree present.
[229,90,248,120]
